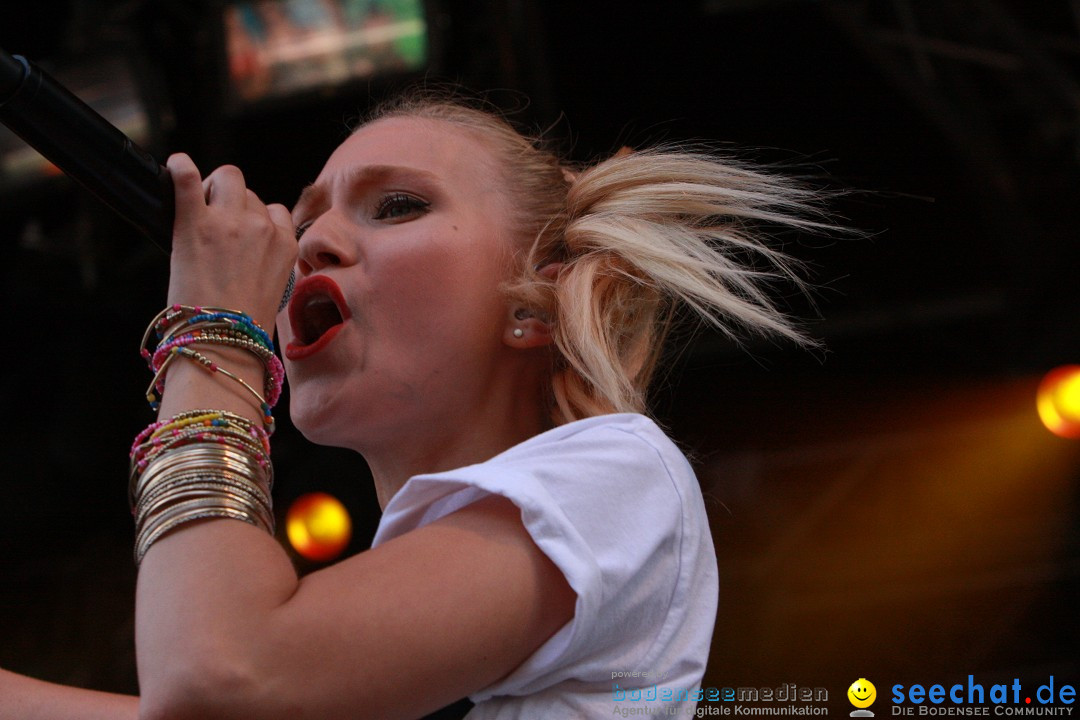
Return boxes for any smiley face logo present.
[848,678,877,709]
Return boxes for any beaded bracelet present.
[131,409,256,447]
[163,316,271,349]
[130,409,270,460]
[149,331,284,407]
[140,305,282,428]
[132,423,270,471]
[133,305,282,567]
[146,346,275,429]
[141,304,273,354]
[130,410,271,487]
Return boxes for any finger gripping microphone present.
[0,47,294,308]
[0,47,174,251]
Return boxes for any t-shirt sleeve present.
[370,415,702,700]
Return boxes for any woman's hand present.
[165,153,297,332]
[154,153,297,427]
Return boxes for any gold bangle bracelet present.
[131,444,272,508]
[134,474,272,525]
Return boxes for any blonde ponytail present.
[522,147,828,424]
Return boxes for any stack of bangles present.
[128,305,283,566]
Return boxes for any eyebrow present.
[293,165,440,214]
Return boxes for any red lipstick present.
[285,275,351,361]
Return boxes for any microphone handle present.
[0,47,173,251]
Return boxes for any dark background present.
[1,0,1078,713]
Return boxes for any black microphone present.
[0,46,174,251]
[0,47,294,308]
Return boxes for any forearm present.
[135,355,301,715]
[138,334,300,708]
[0,667,138,720]
[132,154,304,717]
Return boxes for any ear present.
[503,263,563,348]
[537,262,563,281]
[503,305,555,349]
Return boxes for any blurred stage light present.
[1037,365,1080,439]
[286,492,352,562]
[223,0,428,110]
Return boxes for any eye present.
[294,220,313,241]
[374,193,429,221]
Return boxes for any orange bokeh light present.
[1037,365,1080,439]
[285,492,352,562]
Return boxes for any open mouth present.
[286,275,350,360]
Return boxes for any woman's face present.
[279,116,522,450]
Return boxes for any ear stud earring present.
[513,328,524,338]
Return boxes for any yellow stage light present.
[286,492,352,562]
[1037,365,1080,439]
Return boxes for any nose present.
[295,212,358,275]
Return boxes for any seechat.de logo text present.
[891,676,1075,716]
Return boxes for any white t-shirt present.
[372,413,719,718]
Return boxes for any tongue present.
[303,297,343,345]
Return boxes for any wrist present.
[155,344,269,423]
